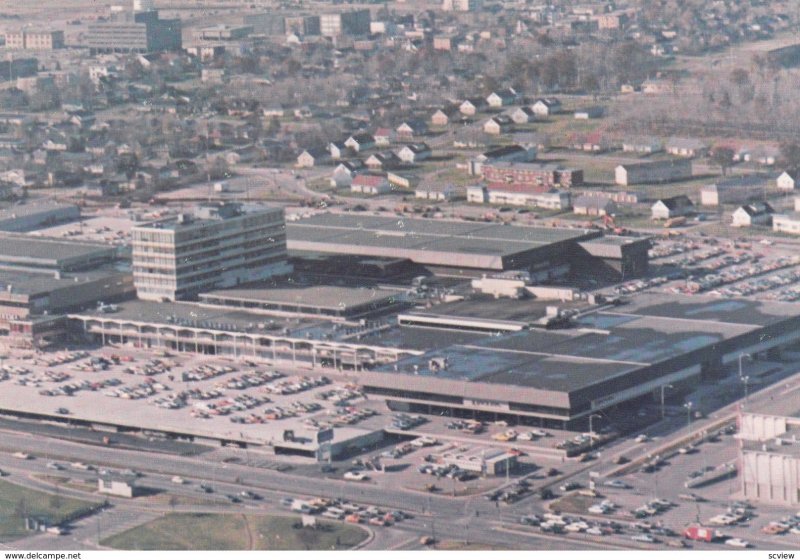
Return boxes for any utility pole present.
[660,384,674,419]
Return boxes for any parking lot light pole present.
[660,384,673,419]
[738,352,750,380]
[684,401,693,430]
[741,375,750,404]
[588,414,601,449]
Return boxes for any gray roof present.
[286,214,599,270]
[200,283,402,311]
[0,233,115,266]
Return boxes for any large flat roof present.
[369,293,800,394]
[0,233,116,265]
[286,213,599,270]
[200,283,403,311]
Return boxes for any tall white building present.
[133,0,155,12]
[132,203,290,302]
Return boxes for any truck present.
[683,525,724,543]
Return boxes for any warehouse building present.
[132,203,291,302]
[0,202,79,232]
[85,10,181,54]
[615,159,692,186]
[739,403,800,505]
[701,176,767,206]
[360,294,800,429]
[286,214,604,277]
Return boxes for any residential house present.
[351,174,390,195]
[574,106,604,119]
[431,106,459,127]
[665,137,708,158]
[622,136,662,154]
[509,106,536,124]
[396,143,432,163]
[396,119,428,141]
[365,152,399,170]
[344,133,375,153]
[486,88,518,108]
[329,141,347,160]
[331,161,362,188]
[415,183,459,201]
[778,170,800,191]
[460,97,487,116]
[772,213,800,235]
[700,176,766,206]
[297,147,330,168]
[466,185,488,203]
[615,159,692,186]
[651,195,694,220]
[531,98,561,116]
[573,196,617,216]
[483,116,513,135]
[732,202,774,227]
[374,128,395,147]
[570,132,611,152]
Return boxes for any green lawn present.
[0,479,100,541]
[102,513,369,551]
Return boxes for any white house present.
[573,195,617,216]
[531,98,561,116]
[732,202,773,227]
[396,120,428,140]
[331,161,360,188]
[651,195,694,220]
[483,116,513,135]
[777,170,799,191]
[509,106,536,124]
[374,128,395,147]
[297,148,329,168]
[344,133,375,153]
[396,143,432,163]
[329,141,347,160]
[486,88,518,108]
[460,98,486,116]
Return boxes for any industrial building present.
[85,10,182,54]
[739,402,800,505]
[701,176,767,206]
[286,214,647,280]
[0,202,79,232]
[132,203,291,302]
[320,10,371,37]
[199,283,408,320]
[614,159,693,186]
[4,30,64,50]
[286,214,606,277]
[482,162,583,188]
[360,294,800,429]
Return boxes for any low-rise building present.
[772,213,800,235]
[574,106,604,119]
[615,159,692,186]
[531,98,561,116]
[483,116,513,135]
[701,176,766,206]
[651,195,694,220]
[573,195,617,216]
[621,137,662,154]
[466,185,488,203]
[396,143,431,163]
[486,88,518,108]
[351,174,390,195]
[482,162,583,188]
[777,169,799,191]
[665,137,708,158]
[732,202,774,227]
[297,148,330,168]
[486,186,570,209]
[509,106,536,124]
[415,183,459,201]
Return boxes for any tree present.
[711,147,735,176]
[780,142,800,169]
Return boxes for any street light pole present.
[589,414,601,450]
[741,375,750,404]
[660,384,674,420]
[684,401,693,430]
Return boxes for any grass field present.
[0,479,100,541]
[101,513,369,551]
[434,540,521,550]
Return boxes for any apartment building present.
[4,31,65,50]
[132,203,291,302]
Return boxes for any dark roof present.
[658,195,694,210]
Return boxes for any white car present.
[531,429,549,437]
[344,471,369,481]
[725,538,750,548]
[635,434,649,443]
[588,505,609,515]
[631,534,657,543]
[517,432,533,441]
